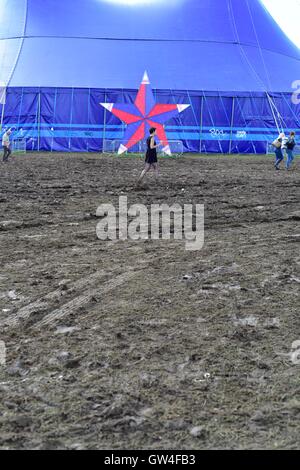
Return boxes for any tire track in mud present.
[30,252,173,329]
[1,251,171,330]
[31,269,138,329]
[1,266,115,329]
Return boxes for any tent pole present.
[87,88,91,152]
[200,95,203,154]
[0,100,5,133]
[68,87,74,152]
[103,90,107,152]
[51,88,58,152]
[229,96,235,154]
[37,90,41,151]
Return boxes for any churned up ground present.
[0,152,299,450]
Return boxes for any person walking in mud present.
[286,131,296,170]
[273,132,285,170]
[2,129,12,163]
[137,127,162,185]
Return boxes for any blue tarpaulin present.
[1,87,299,153]
[0,0,299,153]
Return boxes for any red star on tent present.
[100,71,190,155]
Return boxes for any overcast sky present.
[261,0,300,48]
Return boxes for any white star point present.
[177,104,190,113]
[100,103,114,112]
[142,71,150,85]
[118,144,128,155]
[162,144,172,156]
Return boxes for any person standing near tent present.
[273,132,285,170]
[281,132,289,159]
[2,129,12,163]
[137,127,162,185]
[286,131,296,170]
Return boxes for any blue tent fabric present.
[0,0,300,153]
[2,87,299,154]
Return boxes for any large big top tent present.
[0,0,300,153]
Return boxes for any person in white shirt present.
[2,129,12,162]
[274,132,285,170]
[281,133,289,160]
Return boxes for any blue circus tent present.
[0,0,300,153]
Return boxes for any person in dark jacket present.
[286,131,296,170]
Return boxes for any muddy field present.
[0,152,299,450]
